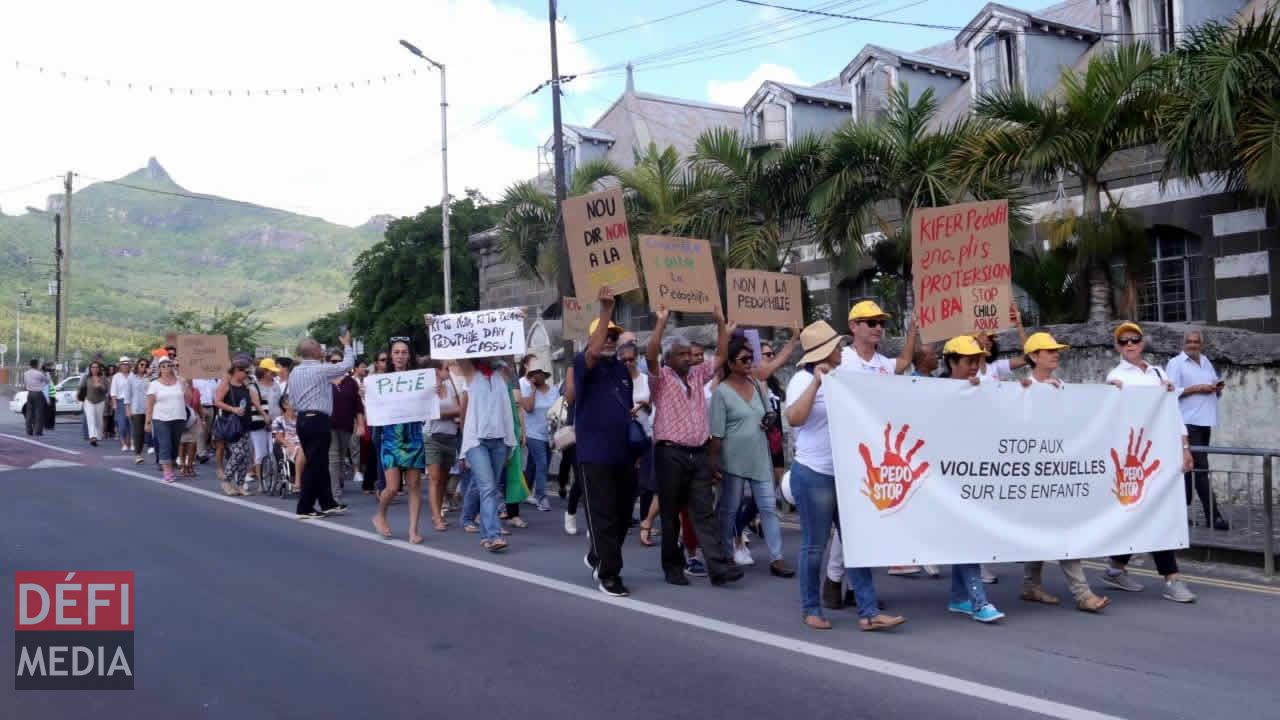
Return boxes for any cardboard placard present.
[175,334,230,379]
[363,369,441,427]
[428,308,527,360]
[910,199,1013,343]
[638,235,721,314]
[561,296,599,340]
[561,188,640,297]
[725,269,802,328]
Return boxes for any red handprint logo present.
[859,423,929,513]
[1111,427,1160,506]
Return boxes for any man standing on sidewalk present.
[646,305,742,588]
[1166,329,1229,530]
[289,330,354,520]
[23,359,50,436]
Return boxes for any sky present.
[0,0,1060,227]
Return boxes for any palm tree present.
[1159,8,1280,206]
[969,42,1163,322]
[684,128,826,271]
[495,158,619,283]
[810,84,1021,315]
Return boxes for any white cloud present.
[0,0,601,225]
[706,62,806,107]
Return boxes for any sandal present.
[803,615,832,630]
[859,614,906,632]
[499,527,512,536]
[1021,587,1061,605]
[639,524,656,547]
[463,523,480,534]
[1076,594,1110,613]
[509,517,529,529]
[483,539,508,553]
[433,517,448,532]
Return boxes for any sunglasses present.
[1117,336,1143,346]
[389,336,410,343]
[857,319,885,328]
[734,356,754,365]
[328,358,343,364]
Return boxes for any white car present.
[9,376,83,416]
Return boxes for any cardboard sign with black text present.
[175,334,230,379]
[561,188,640,297]
[910,199,1013,343]
[638,235,720,314]
[725,269,802,327]
[561,297,599,340]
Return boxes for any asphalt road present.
[2,412,1278,719]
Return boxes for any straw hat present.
[798,320,843,365]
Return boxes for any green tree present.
[1159,9,1280,206]
[347,191,495,352]
[969,43,1162,322]
[306,308,353,349]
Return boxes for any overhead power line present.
[572,0,731,44]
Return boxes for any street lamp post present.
[399,39,452,315]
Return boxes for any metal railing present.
[1189,445,1278,576]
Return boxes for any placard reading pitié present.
[638,235,720,314]
[910,199,1013,343]
[429,308,527,360]
[562,188,640,298]
[725,269,802,327]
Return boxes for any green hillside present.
[0,159,384,364]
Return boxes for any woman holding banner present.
[372,339,427,542]
[938,335,1007,623]
[785,320,902,632]
[1101,322,1198,604]
[1016,332,1111,613]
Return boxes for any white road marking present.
[29,458,84,469]
[111,467,1122,720]
[0,433,83,455]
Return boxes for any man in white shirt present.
[825,301,915,606]
[110,357,134,451]
[1165,329,1228,530]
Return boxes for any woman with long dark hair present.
[215,359,266,496]
[424,359,462,531]
[360,352,387,495]
[81,361,109,446]
[126,358,152,464]
[372,339,427,542]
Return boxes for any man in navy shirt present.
[571,287,635,597]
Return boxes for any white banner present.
[363,369,440,427]
[428,308,526,360]
[825,373,1189,566]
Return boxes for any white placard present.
[428,308,526,360]
[363,369,440,427]
[824,373,1188,566]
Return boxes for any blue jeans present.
[114,400,131,442]
[790,462,884,619]
[526,438,550,500]
[950,564,989,608]
[459,465,477,525]
[719,472,783,562]
[465,438,509,541]
[152,419,184,464]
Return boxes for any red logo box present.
[15,572,133,631]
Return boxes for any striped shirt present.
[287,346,354,414]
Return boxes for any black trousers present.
[130,414,148,456]
[1111,551,1179,577]
[1185,425,1221,522]
[580,462,637,581]
[24,392,48,435]
[655,442,731,578]
[560,446,583,514]
[297,411,339,514]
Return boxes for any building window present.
[754,103,787,145]
[1119,0,1177,53]
[1135,228,1204,322]
[856,67,892,124]
[1149,0,1176,54]
[975,32,1016,95]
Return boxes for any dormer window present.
[975,32,1017,95]
[1115,0,1177,53]
[856,67,893,124]
[753,102,787,145]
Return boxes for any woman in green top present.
[710,335,793,578]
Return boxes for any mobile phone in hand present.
[338,324,349,338]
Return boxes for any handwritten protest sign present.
[429,308,527,360]
[562,188,640,297]
[363,369,440,427]
[638,235,721,314]
[725,269,802,327]
[910,199,1013,343]
[175,334,230,379]
[562,296,599,340]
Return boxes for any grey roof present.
[563,124,615,144]
[773,82,852,106]
[610,91,742,156]
[956,2,1102,47]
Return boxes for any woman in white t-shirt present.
[518,359,559,512]
[425,360,463,532]
[785,321,901,633]
[145,357,187,483]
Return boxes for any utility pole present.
[58,172,72,372]
[549,0,574,357]
[399,40,452,314]
[53,213,63,378]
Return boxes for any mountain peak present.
[144,157,170,182]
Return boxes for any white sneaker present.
[733,544,754,566]
[353,471,364,486]
[147,447,155,455]
[564,511,579,536]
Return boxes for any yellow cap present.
[1113,321,1143,339]
[1023,332,1069,355]
[258,358,281,374]
[588,318,624,336]
[848,300,890,321]
[942,335,985,356]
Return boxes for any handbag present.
[553,425,576,451]
[753,380,784,456]
[213,409,244,443]
[548,394,576,450]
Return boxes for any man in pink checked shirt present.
[645,305,743,588]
